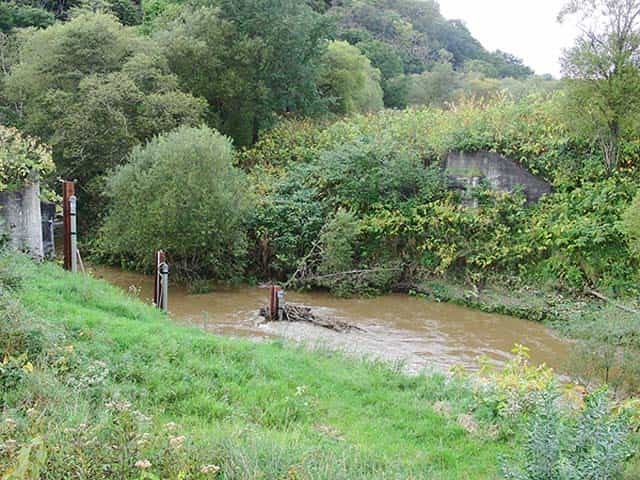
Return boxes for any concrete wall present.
[0,182,44,259]
[445,151,552,204]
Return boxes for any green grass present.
[0,254,511,479]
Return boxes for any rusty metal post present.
[62,181,75,270]
[269,285,281,321]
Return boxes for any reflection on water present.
[91,265,569,373]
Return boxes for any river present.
[92,266,570,374]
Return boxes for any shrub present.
[97,125,252,281]
[248,136,446,279]
[502,388,634,480]
[524,177,638,292]
[319,208,359,275]
[0,126,53,192]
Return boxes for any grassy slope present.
[2,256,510,479]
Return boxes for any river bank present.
[413,276,637,324]
[2,253,638,479]
[0,252,514,478]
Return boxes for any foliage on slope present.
[0,125,53,192]
[242,94,639,294]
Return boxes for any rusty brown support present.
[154,250,166,308]
[62,181,75,270]
[269,285,280,321]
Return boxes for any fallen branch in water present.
[390,283,434,296]
[585,289,640,315]
[259,304,365,333]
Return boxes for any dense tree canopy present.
[0,2,55,32]
[159,0,330,145]
[4,13,204,223]
[319,40,384,115]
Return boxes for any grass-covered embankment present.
[1,253,513,479]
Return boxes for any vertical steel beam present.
[69,195,78,273]
[154,250,166,308]
[159,262,169,312]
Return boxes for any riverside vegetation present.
[1,252,639,478]
[2,0,640,477]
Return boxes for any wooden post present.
[154,251,168,311]
[62,181,75,270]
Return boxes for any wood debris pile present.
[259,303,364,333]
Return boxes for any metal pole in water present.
[154,251,166,308]
[277,288,285,321]
[69,195,78,273]
[269,285,279,321]
[159,261,169,312]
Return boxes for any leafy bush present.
[524,178,638,292]
[242,94,639,292]
[0,126,53,192]
[97,125,252,281]
[502,388,634,480]
[248,136,446,280]
[622,190,640,258]
[470,344,556,435]
[319,208,359,275]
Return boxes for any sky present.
[438,0,581,77]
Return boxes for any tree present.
[5,13,205,226]
[560,0,640,172]
[488,50,534,79]
[0,33,22,125]
[11,0,142,24]
[215,0,330,144]
[0,2,54,32]
[356,39,406,106]
[319,40,384,114]
[157,6,259,145]
[72,0,143,26]
[406,61,458,107]
[98,125,252,281]
[0,125,54,192]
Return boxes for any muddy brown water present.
[92,266,570,374]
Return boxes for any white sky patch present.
[438,0,581,77]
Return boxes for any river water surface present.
[93,266,569,374]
